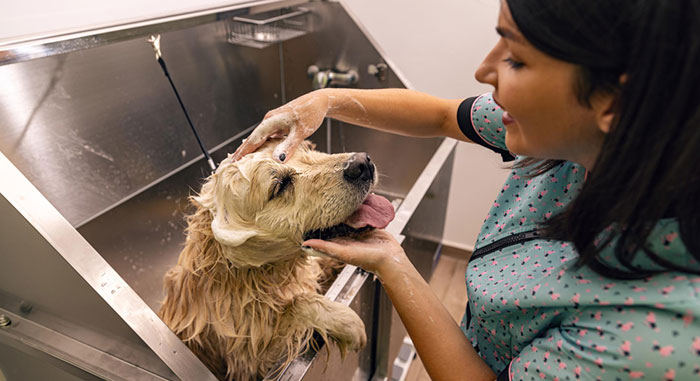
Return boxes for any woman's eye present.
[503,57,525,69]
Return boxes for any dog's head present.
[194,139,394,266]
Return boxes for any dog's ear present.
[211,214,258,246]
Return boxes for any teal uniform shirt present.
[456,93,700,380]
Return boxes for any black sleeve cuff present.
[497,366,510,381]
[457,97,516,162]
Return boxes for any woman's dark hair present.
[506,0,700,278]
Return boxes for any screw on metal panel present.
[0,315,10,327]
[20,302,33,314]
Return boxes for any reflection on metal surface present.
[0,334,102,381]
[0,305,168,380]
[0,20,281,226]
[0,151,216,380]
[8,55,67,153]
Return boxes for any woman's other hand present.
[232,90,330,162]
[302,229,407,277]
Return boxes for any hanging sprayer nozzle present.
[147,35,162,60]
[147,34,217,173]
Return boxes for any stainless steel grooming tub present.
[0,1,456,379]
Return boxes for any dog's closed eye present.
[269,173,295,201]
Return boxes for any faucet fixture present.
[307,65,359,89]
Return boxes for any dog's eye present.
[269,175,294,200]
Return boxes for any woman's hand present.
[306,229,496,381]
[232,90,330,162]
[302,229,408,277]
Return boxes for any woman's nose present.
[475,40,504,86]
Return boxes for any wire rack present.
[227,7,311,48]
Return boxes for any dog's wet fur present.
[159,140,372,380]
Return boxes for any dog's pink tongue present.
[345,193,395,229]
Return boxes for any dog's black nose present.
[344,153,374,183]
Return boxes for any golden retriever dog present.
[159,140,394,380]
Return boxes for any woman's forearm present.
[320,88,469,141]
[301,231,492,379]
[232,88,472,161]
[378,259,496,381]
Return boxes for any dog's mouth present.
[303,193,395,241]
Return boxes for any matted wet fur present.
[159,140,369,380]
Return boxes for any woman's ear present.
[596,97,616,134]
[596,74,627,134]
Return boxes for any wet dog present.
[159,140,394,380]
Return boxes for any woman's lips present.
[492,95,515,125]
[502,111,515,125]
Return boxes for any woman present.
[233,0,700,379]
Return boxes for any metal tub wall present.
[0,188,179,380]
[0,6,279,379]
[0,16,280,228]
[284,3,444,199]
[0,1,455,379]
[376,147,455,381]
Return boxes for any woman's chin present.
[504,131,524,156]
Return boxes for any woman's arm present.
[322,88,469,140]
[303,230,496,381]
[380,249,498,381]
[232,88,470,161]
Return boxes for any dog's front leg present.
[289,293,367,356]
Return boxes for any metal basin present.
[0,1,455,379]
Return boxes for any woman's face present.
[475,0,609,169]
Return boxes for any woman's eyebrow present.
[496,26,525,44]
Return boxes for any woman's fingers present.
[232,90,330,162]
[300,246,330,258]
[302,230,405,273]
[231,138,258,162]
[231,113,294,161]
[231,129,270,161]
[273,128,308,162]
[302,239,352,262]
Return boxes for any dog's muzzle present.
[304,152,374,242]
[303,152,393,242]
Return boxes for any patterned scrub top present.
[455,93,700,380]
